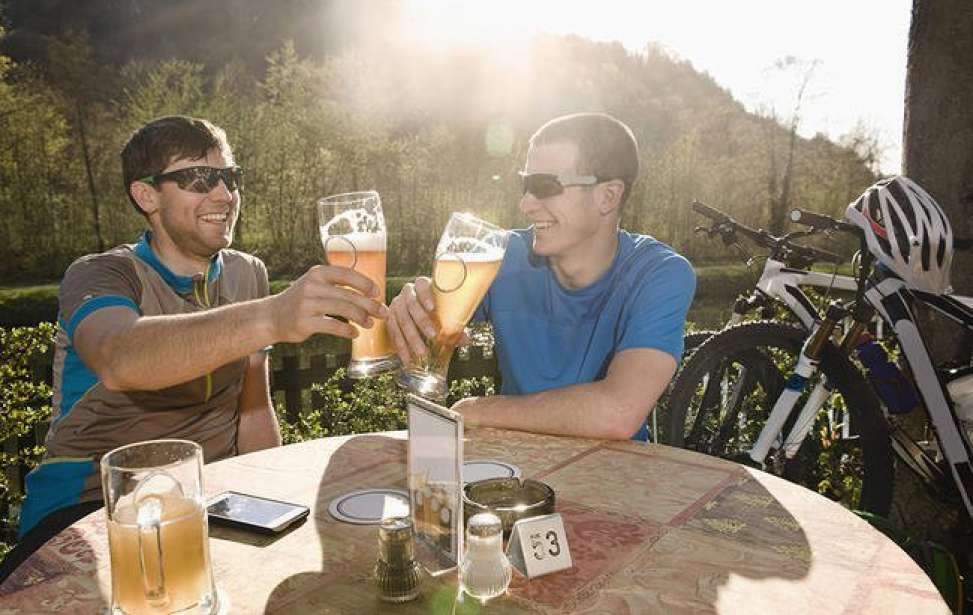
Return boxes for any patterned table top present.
[0,429,949,614]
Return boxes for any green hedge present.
[0,286,59,327]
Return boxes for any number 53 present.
[530,530,561,560]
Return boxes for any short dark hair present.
[529,112,640,207]
[121,115,233,215]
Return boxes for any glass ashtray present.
[463,477,555,537]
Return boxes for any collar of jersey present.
[134,231,224,295]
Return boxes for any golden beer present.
[324,235,395,362]
[398,212,508,400]
[318,191,401,379]
[107,494,214,614]
[425,255,503,375]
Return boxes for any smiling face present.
[520,140,606,260]
[133,148,240,275]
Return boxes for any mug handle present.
[136,496,169,607]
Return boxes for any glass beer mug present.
[102,440,219,615]
[398,212,508,400]
[318,191,401,378]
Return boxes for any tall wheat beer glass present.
[398,212,508,400]
[318,191,400,378]
[102,440,220,615]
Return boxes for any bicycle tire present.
[666,320,893,515]
[653,330,717,445]
[684,330,716,358]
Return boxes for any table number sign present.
[506,513,573,578]
[406,394,463,575]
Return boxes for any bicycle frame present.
[715,258,857,451]
[868,277,973,517]
[751,258,858,328]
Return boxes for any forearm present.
[456,381,645,440]
[237,405,282,453]
[100,298,276,390]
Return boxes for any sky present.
[403,0,912,174]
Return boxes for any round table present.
[0,429,950,614]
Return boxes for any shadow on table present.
[261,433,824,614]
[264,433,457,614]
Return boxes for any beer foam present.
[319,230,386,251]
[437,250,504,263]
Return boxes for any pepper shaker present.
[374,516,422,602]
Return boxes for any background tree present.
[903,0,973,305]
[894,0,973,562]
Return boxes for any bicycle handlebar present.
[789,208,861,236]
[691,200,845,265]
[691,199,731,224]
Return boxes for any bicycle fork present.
[750,304,848,465]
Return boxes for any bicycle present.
[663,201,894,512]
[668,203,973,523]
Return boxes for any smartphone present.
[207,491,310,534]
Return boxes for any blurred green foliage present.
[0,323,56,560]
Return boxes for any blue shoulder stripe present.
[66,295,139,342]
[57,346,99,424]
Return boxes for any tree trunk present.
[896,0,973,554]
[75,101,104,253]
[904,0,973,295]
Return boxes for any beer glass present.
[398,212,508,400]
[318,191,400,378]
[102,439,219,615]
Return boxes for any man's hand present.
[268,265,389,344]
[387,276,438,365]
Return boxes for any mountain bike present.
[664,201,894,511]
[652,206,845,443]
[668,204,973,521]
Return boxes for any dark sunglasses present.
[518,171,603,200]
[139,165,244,194]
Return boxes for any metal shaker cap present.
[379,516,413,542]
[378,515,416,564]
[467,512,503,538]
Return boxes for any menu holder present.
[406,394,463,575]
[506,513,573,578]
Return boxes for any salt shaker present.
[374,516,422,602]
[459,512,512,602]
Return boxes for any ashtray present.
[463,477,555,537]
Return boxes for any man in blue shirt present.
[387,112,695,441]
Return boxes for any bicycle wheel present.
[654,330,716,445]
[666,321,893,515]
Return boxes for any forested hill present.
[0,1,876,283]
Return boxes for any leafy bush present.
[277,368,495,444]
[0,323,56,560]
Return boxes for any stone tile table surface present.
[0,428,949,614]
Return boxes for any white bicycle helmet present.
[845,176,953,294]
